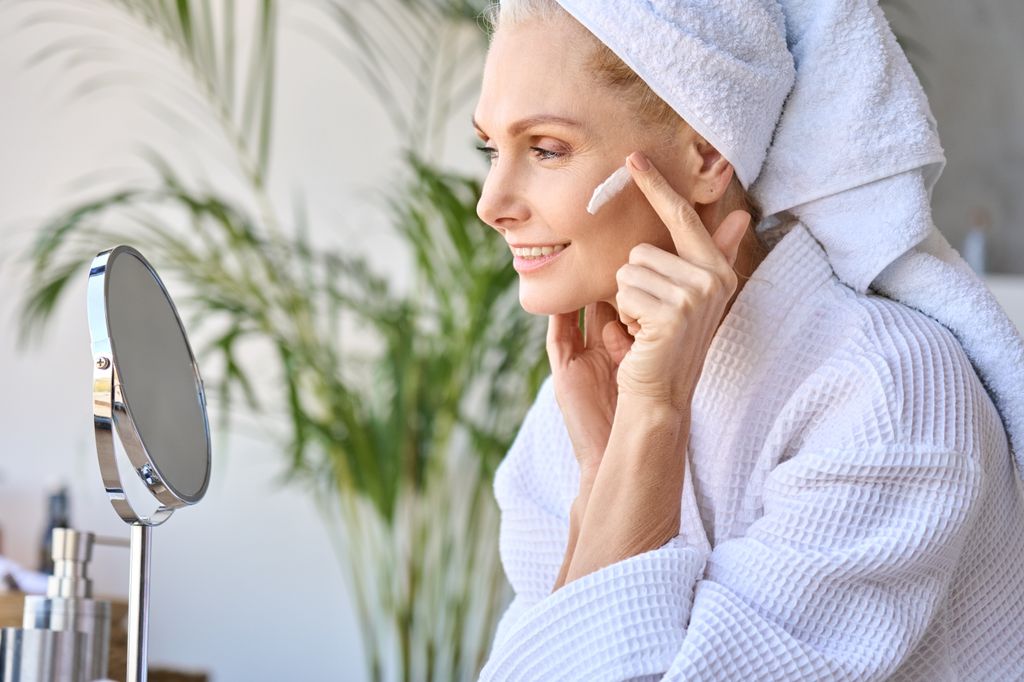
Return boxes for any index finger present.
[625,151,722,267]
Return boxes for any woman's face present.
[473,14,705,316]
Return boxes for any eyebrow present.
[472,114,585,138]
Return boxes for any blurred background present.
[0,1,1021,680]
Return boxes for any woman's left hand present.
[613,151,750,411]
[546,300,629,481]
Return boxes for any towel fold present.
[554,0,1024,477]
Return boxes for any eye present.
[530,146,565,161]
[473,145,566,162]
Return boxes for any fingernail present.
[628,152,650,171]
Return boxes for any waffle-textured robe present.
[478,219,1024,681]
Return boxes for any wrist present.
[613,394,690,438]
[578,462,600,490]
[571,442,606,478]
[617,382,695,415]
[600,396,689,489]
[572,469,597,519]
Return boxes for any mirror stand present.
[87,245,212,682]
[127,523,152,682]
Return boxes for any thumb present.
[602,319,633,366]
[712,210,751,269]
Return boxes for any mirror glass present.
[105,250,210,503]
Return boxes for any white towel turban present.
[554,0,1024,477]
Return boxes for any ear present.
[690,138,734,206]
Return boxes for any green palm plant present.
[6,1,546,680]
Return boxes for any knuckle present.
[672,202,690,226]
[693,268,718,296]
[719,266,738,292]
[644,171,664,190]
[672,200,697,227]
[670,288,690,312]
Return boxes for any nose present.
[476,164,529,235]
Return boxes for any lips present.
[512,243,569,274]
[509,241,571,258]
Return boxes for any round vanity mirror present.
[86,245,212,682]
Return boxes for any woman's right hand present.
[546,301,635,480]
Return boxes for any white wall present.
[884,0,1024,274]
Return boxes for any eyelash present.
[475,145,565,162]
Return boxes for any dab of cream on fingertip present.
[586,158,634,215]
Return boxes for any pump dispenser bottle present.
[1,528,112,681]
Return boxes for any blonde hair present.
[480,0,765,237]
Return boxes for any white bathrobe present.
[478,219,1024,681]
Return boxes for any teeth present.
[512,244,567,258]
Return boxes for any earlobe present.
[709,157,734,194]
[691,141,734,205]
[692,174,729,206]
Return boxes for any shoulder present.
[792,276,1001,458]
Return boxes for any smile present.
[512,244,569,273]
[510,243,568,257]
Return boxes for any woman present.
[473,1,1024,681]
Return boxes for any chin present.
[518,285,584,317]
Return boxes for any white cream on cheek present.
[586,158,634,215]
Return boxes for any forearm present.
[552,467,598,592]
[564,396,688,583]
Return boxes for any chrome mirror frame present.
[86,245,211,682]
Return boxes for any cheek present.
[571,187,663,256]
[515,187,670,315]
[614,187,678,253]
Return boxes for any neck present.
[720,223,768,324]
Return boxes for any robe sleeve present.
[480,439,982,681]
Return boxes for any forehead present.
[475,18,608,130]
